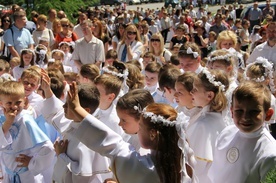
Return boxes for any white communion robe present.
[0,110,55,183]
[74,114,160,183]
[208,125,276,183]
[41,95,112,183]
[186,105,226,183]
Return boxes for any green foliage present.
[262,168,276,183]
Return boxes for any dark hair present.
[50,77,65,99]
[170,55,180,66]
[78,84,100,114]
[176,72,196,92]
[145,62,161,73]
[158,65,181,91]
[233,81,271,112]
[116,23,127,40]
[142,103,181,183]
[116,89,154,120]
[178,42,201,59]
[80,64,100,82]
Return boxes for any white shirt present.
[208,125,276,183]
[247,41,276,64]
[117,40,143,62]
[73,24,84,39]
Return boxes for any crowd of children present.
[0,1,275,183]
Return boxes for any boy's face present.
[174,82,194,109]
[63,101,75,120]
[232,97,271,133]
[145,71,158,87]
[175,29,184,36]
[0,95,25,115]
[117,109,139,134]
[163,87,176,104]
[21,77,40,97]
[179,57,200,72]
[96,84,112,110]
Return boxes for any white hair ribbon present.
[186,47,199,58]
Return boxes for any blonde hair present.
[217,30,237,49]
[0,81,25,97]
[121,24,141,44]
[149,33,165,56]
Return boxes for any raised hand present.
[54,139,68,156]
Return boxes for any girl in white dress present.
[65,82,197,183]
[207,49,239,126]
[12,49,35,80]
[188,68,229,183]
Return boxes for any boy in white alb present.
[0,81,55,183]
[40,72,111,183]
[208,81,276,183]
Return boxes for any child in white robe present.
[207,49,239,126]
[188,68,228,183]
[174,72,202,121]
[208,81,276,183]
[116,89,154,153]
[40,71,112,183]
[0,81,55,183]
[65,82,197,183]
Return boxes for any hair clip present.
[201,67,226,92]
[186,47,199,58]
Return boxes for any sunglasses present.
[3,19,10,23]
[127,31,137,35]
[151,39,160,42]
[61,24,69,27]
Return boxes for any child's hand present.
[16,154,32,167]
[67,82,81,112]
[54,139,68,156]
[3,107,18,124]
[40,69,51,92]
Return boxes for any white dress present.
[208,125,276,183]
[12,65,30,81]
[0,110,55,183]
[186,105,226,183]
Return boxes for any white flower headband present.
[58,41,71,47]
[51,49,65,58]
[186,47,199,58]
[244,57,275,93]
[133,105,197,182]
[201,67,226,92]
[102,66,129,94]
[208,53,233,63]
[20,48,35,56]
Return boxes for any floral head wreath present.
[58,41,71,47]
[51,49,65,58]
[207,53,233,63]
[201,67,226,92]
[34,44,48,66]
[244,57,275,93]
[133,105,197,182]
[101,66,129,94]
[20,48,35,56]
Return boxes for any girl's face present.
[119,26,125,36]
[52,53,64,61]
[150,37,161,48]
[23,53,33,66]
[209,61,231,74]
[191,80,211,108]
[117,109,140,134]
[126,28,137,42]
[60,44,70,53]
[138,119,153,149]
[105,58,115,66]
[174,82,194,109]
[209,35,215,42]
[220,39,234,49]
[145,71,158,87]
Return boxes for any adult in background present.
[73,13,88,39]
[72,19,105,69]
[247,22,276,64]
[262,1,275,21]
[3,11,34,58]
[46,9,57,30]
[248,2,262,32]
[209,14,227,36]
